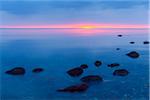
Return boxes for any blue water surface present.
[0,29,149,100]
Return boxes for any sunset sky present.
[0,0,149,29]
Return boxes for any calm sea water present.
[0,28,149,100]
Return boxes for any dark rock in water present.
[118,35,122,37]
[94,60,102,67]
[57,83,88,92]
[143,41,149,44]
[108,63,120,68]
[67,67,83,77]
[80,75,103,83]
[130,42,135,44]
[116,48,120,50]
[32,68,44,73]
[5,67,25,75]
[126,51,140,58]
[80,64,88,69]
[113,69,129,76]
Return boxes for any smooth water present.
[0,28,149,100]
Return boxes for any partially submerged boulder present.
[94,60,102,67]
[57,83,88,92]
[5,67,25,75]
[113,69,129,76]
[67,67,83,77]
[143,41,149,44]
[108,63,120,68]
[80,75,103,83]
[126,51,140,58]
[80,64,88,69]
[32,68,44,73]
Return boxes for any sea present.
[0,28,149,100]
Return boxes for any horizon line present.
[0,23,149,29]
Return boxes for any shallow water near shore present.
[0,28,149,100]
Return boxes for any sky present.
[0,0,149,28]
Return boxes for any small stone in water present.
[80,64,88,69]
[5,67,25,75]
[108,63,120,68]
[113,69,129,76]
[80,75,103,83]
[32,68,44,73]
[130,42,135,44]
[116,48,120,50]
[118,35,122,37]
[143,41,149,44]
[57,83,88,92]
[94,60,102,67]
[67,67,83,77]
[126,51,140,58]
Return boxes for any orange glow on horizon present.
[0,23,149,29]
[80,25,97,29]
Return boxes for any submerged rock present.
[80,64,88,69]
[94,60,102,67]
[32,68,44,73]
[108,63,120,68]
[113,69,129,76]
[130,42,135,44]
[126,51,140,58]
[57,83,88,92]
[80,75,103,83]
[143,41,149,44]
[118,35,122,37]
[5,67,25,75]
[67,67,83,77]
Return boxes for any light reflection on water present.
[1,28,148,37]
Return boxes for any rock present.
[118,35,122,37]
[94,60,102,67]
[116,48,120,50]
[113,69,129,76]
[143,41,149,44]
[80,64,88,69]
[108,63,120,68]
[5,67,25,75]
[57,83,88,92]
[130,42,135,44]
[67,67,83,77]
[80,75,103,83]
[126,51,140,58]
[32,68,44,73]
